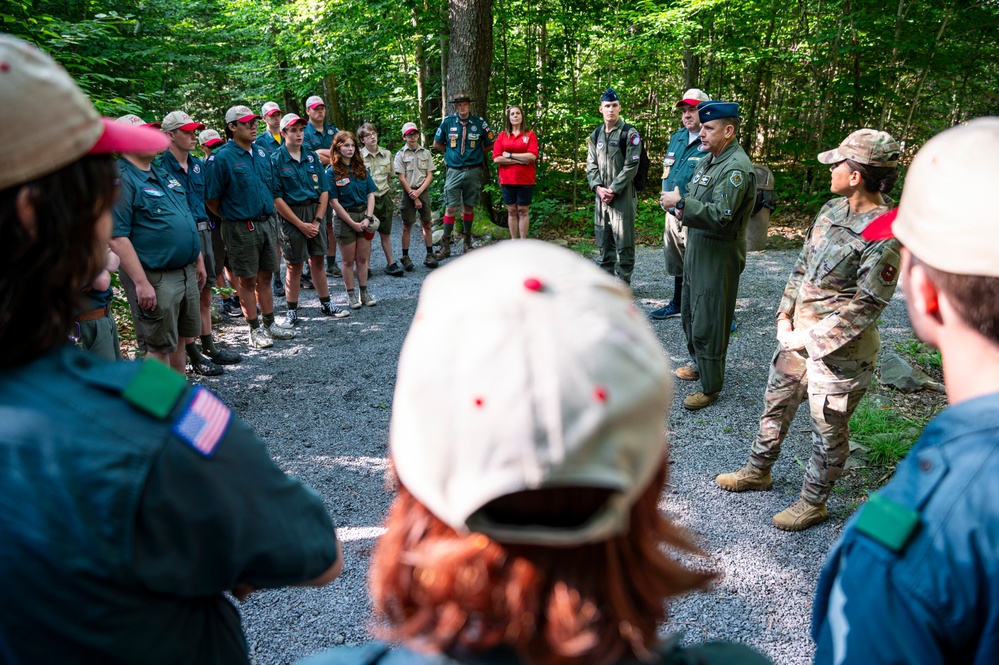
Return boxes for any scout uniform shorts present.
[221,215,281,279]
[443,166,482,208]
[279,202,329,263]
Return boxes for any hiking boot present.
[321,301,350,318]
[400,255,415,271]
[205,346,241,365]
[301,274,315,290]
[326,262,342,278]
[434,240,451,261]
[424,254,439,269]
[385,262,404,277]
[222,301,244,318]
[348,290,361,310]
[189,359,223,376]
[772,498,828,532]
[650,303,681,320]
[683,391,719,410]
[463,233,474,253]
[716,464,773,492]
[272,276,285,298]
[360,290,377,307]
[248,327,273,349]
[284,309,299,326]
[264,323,296,340]
[675,365,700,381]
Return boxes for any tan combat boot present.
[683,391,719,410]
[772,498,828,531]
[675,365,700,381]
[434,238,451,260]
[716,464,773,492]
[463,232,474,253]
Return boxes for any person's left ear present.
[15,186,37,240]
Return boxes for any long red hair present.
[330,130,368,181]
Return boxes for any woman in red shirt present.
[492,105,538,239]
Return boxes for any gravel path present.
[199,235,914,665]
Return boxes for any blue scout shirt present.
[159,150,210,226]
[271,145,330,205]
[254,130,282,153]
[327,165,376,209]
[113,158,200,270]
[304,121,339,152]
[0,346,341,665]
[812,391,999,665]
[661,127,707,196]
[433,114,493,168]
[204,141,276,221]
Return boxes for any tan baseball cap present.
[161,110,205,132]
[0,35,168,190]
[279,113,307,132]
[391,240,673,546]
[401,121,419,136]
[224,105,259,124]
[863,117,999,278]
[676,88,710,108]
[261,101,281,117]
[306,95,325,109]
[198,129,224,147]
[818,128,900,166]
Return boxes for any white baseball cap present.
[391,240,673,546]
[224,105,259,124]
[306,95,325,109]
[198,129,224,147]
[676,88,710,108]
[261,101,282,117]
[279,113,307,132]
[161,110,205,132]
[401,122,419,136]
[863,117,999,278]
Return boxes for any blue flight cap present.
[601,88,620,103]
[697,100,739,123]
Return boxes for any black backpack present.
[590,122,651,192]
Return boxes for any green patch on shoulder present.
[855,493,919,553]
[122,358,187,420]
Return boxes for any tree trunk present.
[412,7,430,144]
[322,73,344,130]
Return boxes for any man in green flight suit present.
[586,88,642,285]
[662,100,756,410]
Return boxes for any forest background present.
[6,0,999,241]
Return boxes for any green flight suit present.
[586,119,641,284]
[679,139,756,394]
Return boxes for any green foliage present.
[896,339,943,369]
[849,399,923,467]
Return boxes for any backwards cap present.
[391,240,673,546]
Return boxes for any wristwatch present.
[364,214,373,221]
[313,216,322,223]
[674,198,685,211]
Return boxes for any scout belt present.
[75,304,111,322]
[447,164,481,171]
[344,205,366,213]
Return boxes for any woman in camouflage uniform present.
[715,129,902,532]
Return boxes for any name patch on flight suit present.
[855,493,920,553]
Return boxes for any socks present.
[443,215,455,237]
[326,255,336,270]
[461,212,474,234]
[402,249,409,257]
[185,341,207,363]
[200,334,218,355]
[319,296,331,304]
[262,313,275,327]
[247,317,260,329]
[287,301,298,310]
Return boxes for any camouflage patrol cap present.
[818,129,900,167]
[863,117,999,278]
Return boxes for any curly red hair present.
[330,130,368,181]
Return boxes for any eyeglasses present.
[238,120,258,128]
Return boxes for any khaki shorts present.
[333,209,371,245]
[400,190,432,226]
[374,194,395,235]
[443,166,482,208]
[279,202,329,263]
[220,215,280,278]
[121,263,200,354]
[198,226,216,285]
[77,310,121,362]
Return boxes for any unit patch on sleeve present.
[729,171,744,187]
[880,263,898,285]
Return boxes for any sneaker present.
[284,309,299,326]
[772,499,828,532]
[301,275,315,290]
[348,291,361,310]
[683,391,719,410]
[188,359,224,376]
[272,277,285,298]
[205,346,241,365]
[222,301,244,318]
[731,318,739,333]
[248,327,273,349]
[400,255,414,271]
[675,365,700,381]
[423,254,439,269]
[326,262,342,278]
[264,323,296,340]
[360,290,377,307]
[650,302,681,320]
[716,464,773,492]
[385,262,404,277]
[321,301,350,318]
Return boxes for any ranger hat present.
[306,95,325,109]
[224,105,259,124]
[697,100,739,123]
[391,240,673,546]
[160,111,205,132]
[401,121,419,136]
[0,36,168,190]
[279,113,307,132]
[818,128,900,167]
[198,129,224,148]
[601,87,620,103]
[261,101,282,117]
[863,117,999,278]
[676,88,710,108]
[448,89,473,104]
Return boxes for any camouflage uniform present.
[750,197,901,504]
[586,119,642,284]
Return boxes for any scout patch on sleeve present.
[729,171,744,187]
[172,387,232,458]
[854,493,920,553]
[880,262,898,285]
[122,358,188,420]
[193,163,201,173]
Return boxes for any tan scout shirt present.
[778,197,901,360]
[393,146,435,190]
[361,146,394,197]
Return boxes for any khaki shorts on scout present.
[121,264,200,354]
[401,190,432,226]
[443,166,482,208]
[279,202,329,263]
[221,215,281,278]
[333,209,369,245]
[373,195,395,235]
[199,226,217,285]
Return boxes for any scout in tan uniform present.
[359,123,404,276]
[394,122,437,269]
[662,101,755,409]
[715,129,902,531]
[586,88,642,285]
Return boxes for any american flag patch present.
[172,387,232,457]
